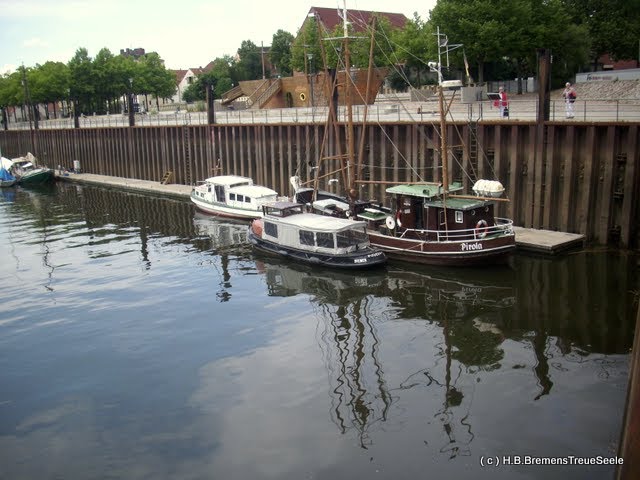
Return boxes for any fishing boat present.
[247,201,386,269]
[301,11,515,266]
[190,175,279,220]
[9,153,54,185]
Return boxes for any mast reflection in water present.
[0,182,636,480]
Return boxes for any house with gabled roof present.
[171,62,214,103]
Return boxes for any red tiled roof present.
[307,6,408,33]
[173,69,189,83]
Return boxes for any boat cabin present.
[192,175,279,210]
[374,182,500,241]
[261,202,372,254]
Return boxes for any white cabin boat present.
[190,175,279,220]
[248,202,386,269]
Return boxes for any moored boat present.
[361,183,515,266]
[0,164,16,188]
[191,175,279,220]
[9,153,54,186]
[247,201,386,269]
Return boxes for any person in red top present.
[562,82,577,118]
[493,86,509,117]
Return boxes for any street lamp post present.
[128,78,135,127]
[307,53,315,110]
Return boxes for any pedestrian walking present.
[562,82,577,118]
[493,86,509,117]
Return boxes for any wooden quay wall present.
[1,120,638,249]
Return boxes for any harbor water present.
[0,182,637,480]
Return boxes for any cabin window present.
[229,193,236,201]
[244,196,251,203]
[336,228,367,248]
[299,230,314,246]
[236,194,244,202]
[264,222,278,237]
[214,185,225,202]
[316,232,335,248]
[455,211,463,223]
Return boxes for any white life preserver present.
[385,216,396,230]
[299,92,306,101]
[475,219,489,239]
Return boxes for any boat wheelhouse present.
[190,175,279,220]
[362,182,515,266]
[248,201,386,269]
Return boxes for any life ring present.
[475,219,489,239]
[299,92,306,101]
[385,216,396,230]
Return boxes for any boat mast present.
[342,0,357,203]
[431,27,462,198]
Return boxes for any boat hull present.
[19,168,54,186]
[367,229,516,266]
[247,229,386,269]
[190,194,263,220]
[0,180,16,188]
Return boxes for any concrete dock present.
[55,172,585,255]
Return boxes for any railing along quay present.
[5,98,640,130]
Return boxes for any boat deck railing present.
[398,218,514,242]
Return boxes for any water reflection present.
[254,248,636,462]
[0,182,636,478]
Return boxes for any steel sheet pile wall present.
[1,121,638,247]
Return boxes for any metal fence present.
[5,98,639,130]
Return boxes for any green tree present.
[68,48,96,115]
[236,40,263,80]
[138,52,176,111]
[270,30,294,76]
[93,48,119,114]
[291,17,322,74]
[563,0,640,67]
[387,13,434,88]
[209,56,236,97]
[29,62,70,119]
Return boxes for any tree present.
[427,0,590,88]
[236,40,263,80]
[68,48,96,114]
[270,30,294,76]
[93,48,119,114]
[291,17,322,74]
[209,56,237,97]
[389,13,434,88]
[29,62,70,119]
[138,52,176,111]
[563,0,640,67]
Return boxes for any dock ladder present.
[160,171,173,185]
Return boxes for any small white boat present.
[190,175,279,220]
[248,201,386,269]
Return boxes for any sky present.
[0,0,437,74]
